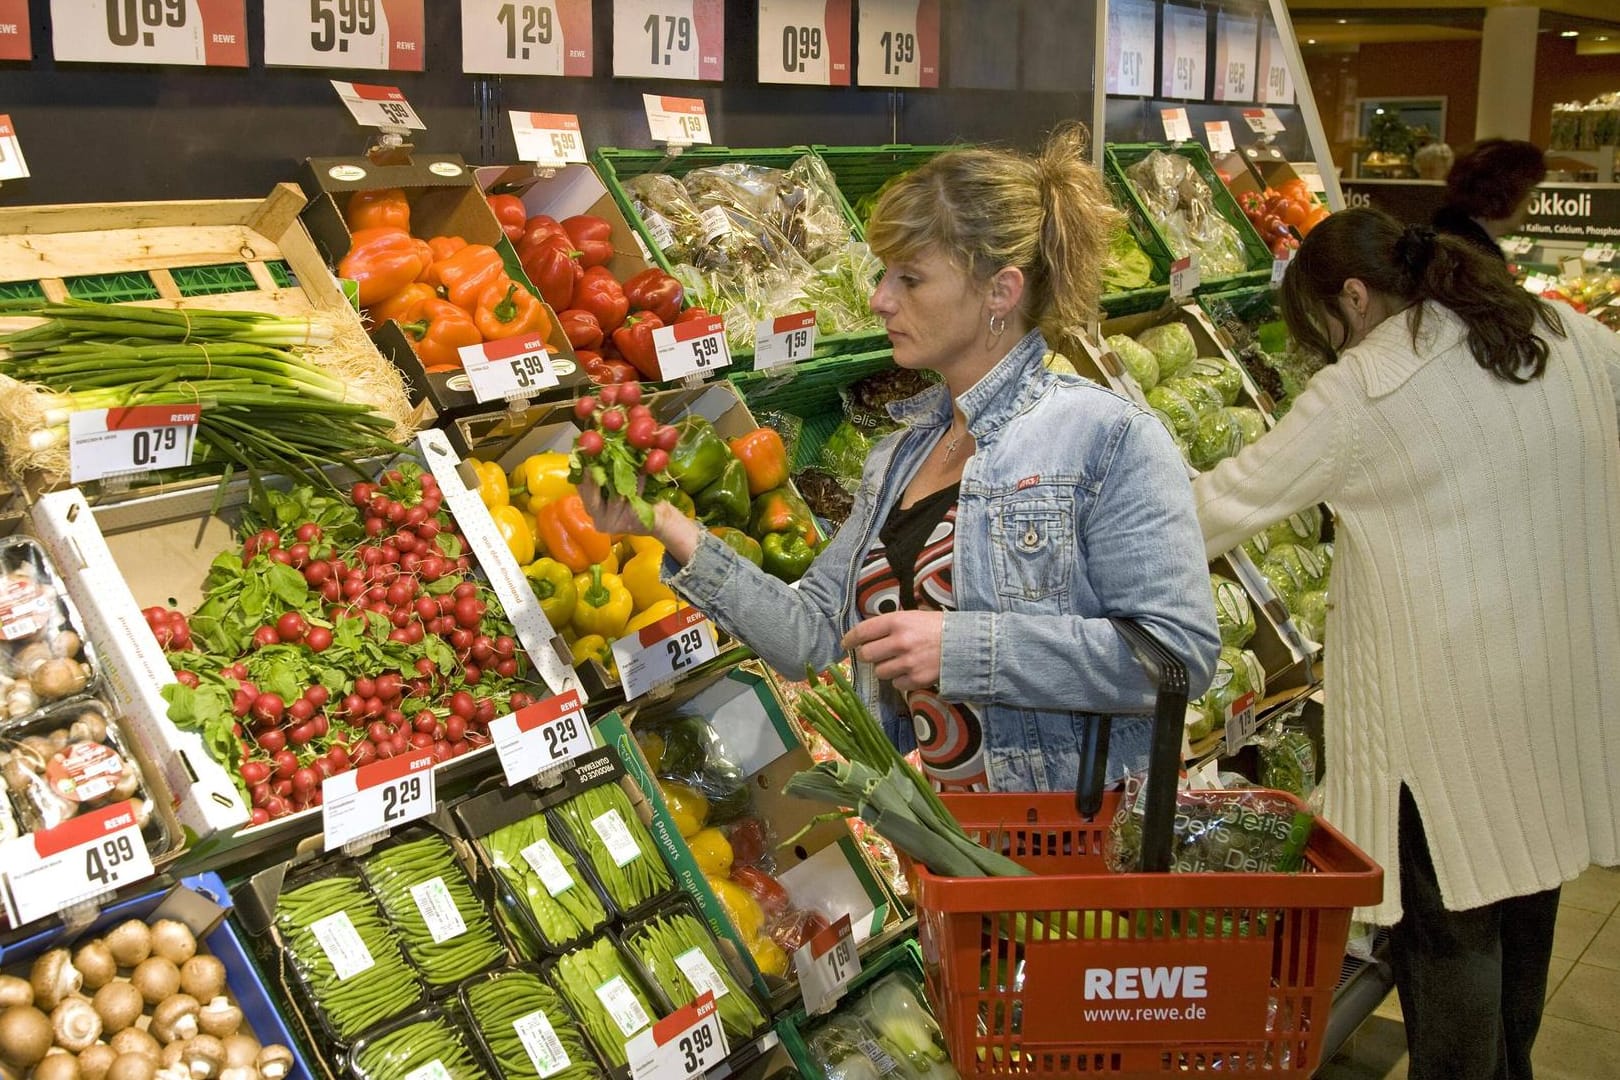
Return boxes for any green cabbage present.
[1165,375,1225,412]
[1293,589,1329,643]
[1262,543,1328,607]
[1135,323,1197,381]
[818,421,878,486]
[1211,574,1256,648]
[1190,408,1245,471]
[1102,227,1154,292]
[1263,506,1323,549]
[1196,645,1267,739]
[1229,406,1267,445]
[1242,532,1271,565]
[1106,333,1159,391]
[1313,542,1334,578]
[1145,384,1203,443]
[1185,357,1244,405]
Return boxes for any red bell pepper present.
[558,309,604,351]
[338,227,427,308]
[402,299,481,371]
[486,194,528,243]
[612,312,665,381]
[581,353,641,385]
[434,243,508,312]
[519,235,583,312]
[345,188,411,233]
[675,305,713,325]
[623,268,685,324]
[474,277,551,340]
[368,281,436,328]
[516,215,569,260]
[570,266,630,332]
[562,215,615,268]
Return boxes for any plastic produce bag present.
[1124,150,1251,278]
[1106,775,1314,874]
[1190,644,1265,741]
[1210,574,1255,648]
[1106,333,1159,391]
[1189,407,1247,471]
[624,173,706,265]
[1259,726,1318,802]
[1134,322,1197,381]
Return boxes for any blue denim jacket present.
[667,329,1219,792]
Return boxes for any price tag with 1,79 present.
[491,690,593,786]
[69,404,199,484]
[753,310,817,369]
[1222,692,1260,755]
[642,94,711,146]
[510,111,587,167]
[331,80,426,132]
[628,992,728,1080]
[459,333,560,404]
[795,914,860,1015]
[652,315,730,381]
[1169,254,1201,299]
[611,607,718,702]
[0,801,154,927]
[322,749,436,850]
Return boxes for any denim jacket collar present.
[884,329,1051,436]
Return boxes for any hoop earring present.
[988,312,1007,337]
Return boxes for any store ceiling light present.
[1375,108,1386,115]
[1561,30,1580,37]
[1336,18,1348,24]
[1307,38,1317,44]
[1599,35,1611,41]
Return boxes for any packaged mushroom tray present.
[0,537,99,725]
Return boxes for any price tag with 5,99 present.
[491,690,593,786]
[753,310,817,369]
[459,333,559,404]
[264,0,424,71]
[1169,254,1201,299]
[322,749,435,850]
[611,607,718,701]
[510,111,587,167]
[795,914,860,1015]
[642,94,711,146]
[0,801,155,927]
[331,80,426,132]
[628,992,728,1080]
[652,315,730,381]
[69,404,199,484]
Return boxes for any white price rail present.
[855,0,938,88]
[628,993,728,1080]
[322,749,435,850]
[643,94,711,146]
[69,403,199,485]
[458,332,560,404]
[51,0,248,66]
[753,310,817,369]
[795,914,859,1015]
[511,111,588,166]
[265,0,424,70]
[614,0,724,81]
[652,314,730,380]
[611,607,718,701]
[462,0,593,76]
[757,0,850,86]
[0,114,30,181]
[0,801,154,927]
[491,690,593,786]
[332,80,426,132]
[1169,254,1201,299]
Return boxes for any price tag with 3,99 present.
[0,801,154,927]
[331,80,426,132]
[51,0,249,67]
[462,0,593,77]
[1222,691,1260,755]
[510,111,587,167]
[322,749,435,850]
[611,607,718,702]
[1169,254,1201,299]
[652,315,730,381]
[491,690,593,786]
[627,992,728,1080]
[69,404,199,484]
[753,310,817,369]
[264,0,424,71]
[459,333,560,404]
[795,914,860,1015]
[642,94,711,146]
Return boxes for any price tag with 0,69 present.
[0,801,155,927]
[491,690,593,786]
[459,333,560,404]
[69,404,199,484]
[628,993,728,1080]
[322,749,436,850]
[795,914,860,1015]
[510,111,587,167]
[611,607,719,702]
[652,315,730,381]
[51,0,249,67]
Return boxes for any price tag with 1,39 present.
[331,80,426,132]
[458,333,560,404]
[1159,108,1192,144]
[855,0,938,88]
[322,749,436,850]
[652,315,730,381]
[1204,120,1236,154]
[642,94,711,146]
[511,111,587,167]
[628,993,728,1080]
[0,801,154,927]
[611,607,718,701]
[753,310,817,370]
[1222,692,1260,755]
[51,0,249,67]
[1169,254,1201,299]
[491,690,593,786]
[795,914,860,1015]
[69,404,199,484]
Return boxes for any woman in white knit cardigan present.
[1196,207,1620,1080]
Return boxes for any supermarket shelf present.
[1323,929,1396,1063]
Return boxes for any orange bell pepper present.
[434,243,508,311]
[728,428,790,496]
[410,237,435,282]
[368,281,436,328]
[337,227,427,308]
[536,493,613,573]
[426,235,469,266]
[345,187,411,232]
[402,298,481,371]
[474,277,551,341]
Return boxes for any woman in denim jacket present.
[588,126,1219,792]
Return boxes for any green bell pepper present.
[694,457,750,528]
[761,531,817,582]
[657,485,697,518]
[667,415,730,494]
[709,526,763,567]
[748,485,817,544]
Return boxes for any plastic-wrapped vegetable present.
[622,908,767,1040]
[807,1013,920,1080]
[624,174,705,265]
[1260,727,1318,801]
[548,937,662,1069]
[818,421,880,487]
[1263,506,1323,549]
[1134,322,1197,381]
[1107,777,1313,875]
[1229,406,1266,445]
[1145,384,1204,444]
[1293,589,1330,644]
[464,970,604,1080]
[362,833,508,986]
[1210,574,1255,649]
[1192,645,1266,741]
[849,972,958,1078]
[1262,543,1328,598]
[1189,407,1246,471]
[1124,150,1251,278]
[350,1011,491,1080]
[1313,541,1334,577]
[1184,357,1243,405]
[483,809,609,951]
[551,780,673,914]
[1165,374,1226,412]
[804,243,886,336]
[1106,333,1159,391]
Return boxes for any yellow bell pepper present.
[490,504,535,564]
[625,599,680,634]
[622,543,676,611]
[570,565,633,639]
[660,779,710,837]
[508,451,574,513]
[624,535,664,556]
[688,827,734,878]
[467,457,509,509]
[523,557,576,630]
[571,633,611,668]
[748,935,789,979]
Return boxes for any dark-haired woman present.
[1195,207,1620,1079]
[1432,138,1547,261]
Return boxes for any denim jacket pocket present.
[989,492,1076,603]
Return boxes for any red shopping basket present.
[908,620,1383,1077]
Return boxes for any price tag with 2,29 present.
[459,332,560,404]
[50,0,249,66]
[511,111,587,166]
[69,404,199,484]
[611,607,718,702]
[322,749,435,850]
[264,0,424,71]
[614,0,723,81]
[753,310,817,369]
[652,315,730,381]
[628,993,728,1080]
[795,914,860,1015]
[1169,254,1201,299]
[331,80,425,132]
[462,0,592,76]
[0,801,154,927]
[757,0,850,86]
[491,690,593,786]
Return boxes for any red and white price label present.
[0,114,30,182]
[0,802,154,927]
[491,690,592,786]
[322,749,435,850]
[511,111,588,166]
[0,2,33,61]
[753,310,817,369]
[1204,120,1236,154]
[331,80,425,131]
[1106,0,1153,96]
[1222,691,1260,754]
[1258,20,1294,106]
[69,404,199,484]
[614,0,723,81]
[264,0,423,70]
[1159,3,1207,100]
[1159,107,1191,143]
[1270,251,1294,288]
[794,914,859,1015]
[462,0,592,76]
[1169,254,1200,299]
[642,94,711,146]
[628,993,728,1080]
[1241,108,1285,135]
[611,607,718,701]
[758,0,851,86]
[856,0,938,88]
[652,314,730,381]
[1214,10,1258,102]
[458,332,560,404]
[51,0,247,66]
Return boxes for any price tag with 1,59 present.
[491,690,593,786]
[652,315,730,381]
[458,333,559,404]
[1169,254,1201,299]
[1159,108,1192,144]
[611,607,718,702]
[753,310,817,369]
[642,94,711,146]
[322,749,435,850]
[331,80,426,132]
[0,801,154,927]
[69,404,199,484]
[1222,692,1260,755]
[627,992,728,1080]
[51,0,249,67]
[510,111,587,167]
[795,914,860,1015]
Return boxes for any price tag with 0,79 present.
[69,404,199,484]
[0,801,155,927]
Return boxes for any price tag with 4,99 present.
[611,607,718,702]
[795,914,860,1015]
[753,310,817,369]
[652,315,730,381]
[510,111,587,167]
[331,80,425,132]
[459,332,560,404]
[69,404,199,484]
[491,690,593,786]
[0,801,154,927]
[322,749,435,850]
[628,992,728,1080]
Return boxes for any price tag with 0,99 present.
[322,749,436,850]
[458,333,560,404]
[510,111,587,167]
[69,404,199,484]
[491,690,593,786]
[611,607,719,702]
[652,315,730,381]
[331,80,426,132]
[795,914,860,1015]
[628,993,728,1080]
[0,801,155,927]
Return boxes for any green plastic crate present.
[775,939,930,1077]
[65,271,161,303]
[0,280,45,302]
[810,144,955,238]
[267,260,298,289]
[729,348,897,471]
[170,263,260,297]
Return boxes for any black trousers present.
[1390,785,1562,1080]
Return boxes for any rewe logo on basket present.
[1084,966,1209,1000]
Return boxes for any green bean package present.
[274,874,423,1041]
[350,1009,492,1080]
[362,833,509,986]
[551,782,673,915]
[623,909,767,1042]
[463,969,606,1080]
[547,936,663,1070]
[484,810,610,952]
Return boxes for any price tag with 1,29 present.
[611,607,718,702]
[491,690,593,786]
[1160,3,1207,100]
[51,0,249,67]
[627,993,728,1080]
[1204,120,1236,154]
[753,310,817,369]
[462,0,592,77]
[331,80,426,132]
[1159,108,1192,144]
[642,94,711,146]
[0,801,154,927]
[458,332,560,404]
[69,404,199,484]
[322,749,435,850]
[511,111,587,167]
[757,0,850,86]
[1169,254,1201,299]
[1222,692,1260,755]
[795,914,860,1015]
[652,315,730,381]
[264,0,424,71]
